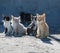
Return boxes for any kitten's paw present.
[36,35,40,38]
[45,35,48,38]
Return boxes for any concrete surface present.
[0,33,60,53]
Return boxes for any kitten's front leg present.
[11,29,16,36]
[4,28,9,36]
[4,28,7,34]
[36,28,41,38]
[11,29,15,35]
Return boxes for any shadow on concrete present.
[49,35,60,43]
[28,52,37,53]
[41,37,52,44]
[6,35,25,37]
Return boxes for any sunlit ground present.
[0,33,60,53]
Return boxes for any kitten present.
[2,16,13,35]
[36,13,49,38]
[11,15,27,36]
[27,15,37,36]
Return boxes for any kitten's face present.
[36,13,45,22]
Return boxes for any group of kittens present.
[2,12,49,38]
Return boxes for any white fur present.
[11,15,27,35]
[3,20,12,35]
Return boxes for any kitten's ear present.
[11,15,14,19]
[43,13,46,17]
[36,13,39,16]
[18,16,20,19]
[42,13,46,22]
[36,13,39,18]
[18,16,21,22]
[30,14,33,20]
[11,15,14,18]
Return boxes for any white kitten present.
[11,15,27,36]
